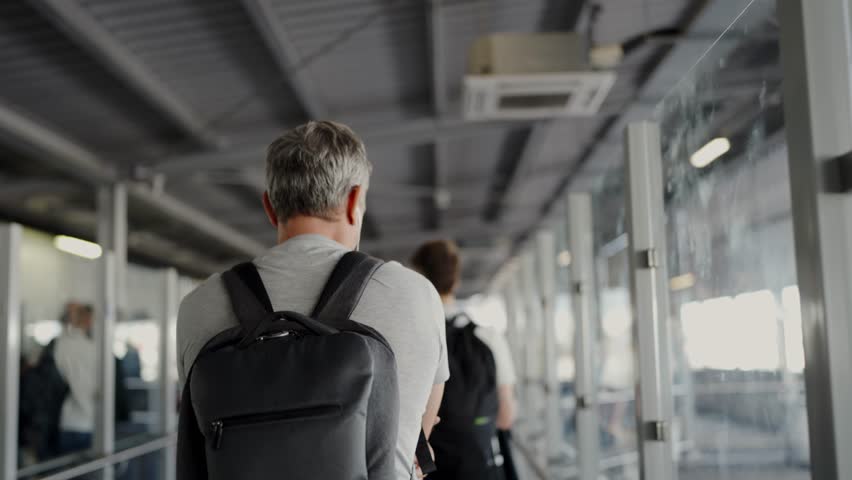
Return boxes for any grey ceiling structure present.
[0,0,777,295]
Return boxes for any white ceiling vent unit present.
[463,33,616,120]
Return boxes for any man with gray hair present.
[177,121,448,479]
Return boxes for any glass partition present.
[553,220,578,475]
[593,168,639,479]
[654,0,809,478]
[117,264,164,446]
[14,225,187,479]
[17,227,101,474]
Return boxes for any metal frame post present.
[567,194,601,480]
[0,224,20,480]
[95,184,127,479]
[520,249,546,465]
[503,280,523,375]
[625,122,676,480]
[779,1,852,477]
[159,268,179,480]
[535,230,563,467]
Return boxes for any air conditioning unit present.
[463,33,616,120]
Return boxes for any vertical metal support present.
[503,280,522,373]
[159,268,178,480]
[535,230,562,466]
[567,194,601,480]
[0,224,21,480]
[779,1,852,478]
[520,249,546,465]
[625,122,676,480]
[95,184,126,480]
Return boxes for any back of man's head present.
[411,239,461,297]
[266,121,372,222]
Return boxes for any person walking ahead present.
[177,121,448,479]
[411,240,517,480]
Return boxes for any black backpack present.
[19,340,68,459]
[177,251,435,480]
[429,314,499,479]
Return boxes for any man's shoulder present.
[179,272,226,313]
[371,260,439,300]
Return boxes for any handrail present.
[510,437,550,480]
[26,434,176,480]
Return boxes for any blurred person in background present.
[19,303,77,463]
[411,240,517,480]
[53,303,97,454]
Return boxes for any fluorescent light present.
[53,235,102,260]
[557,250,572,267]
[670,273,696,291]
[690,137,730,168]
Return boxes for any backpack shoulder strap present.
[222,262,273,346]
[312,251,383,325]
[311,252,438,473]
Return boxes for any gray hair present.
[266,121,371,221]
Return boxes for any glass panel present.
[64,449,164,480]
[116,264,164,445]
[553,220,579,476]
[655,0,809,478]
[593,167,639,479]
[113,448,164,480]
[17,227,101,470]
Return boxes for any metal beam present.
[127,184,265,256]
[779,0,852,478]
[0,223,21,480]
[0,101,265,258]
[534,230,562,470]
[95,185,124,480]
[240,0,328,119]
[159,268,179,480]
[624,122,676,480]
[29,0,220,148]
[567,193,601,480]
[487,123,551,223]
[0,101,114,184]
[153,117,532,174]
[428,1,450,229]
[429,0,449,117]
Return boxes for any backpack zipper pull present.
[212,420,224,449]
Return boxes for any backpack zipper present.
[211,405,341,450]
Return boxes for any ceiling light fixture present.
[53,235,102,260]
[690,137,730,168]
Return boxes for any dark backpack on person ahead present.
[429,314,500,479]
[19,340,68,459]
[177,252,436,480]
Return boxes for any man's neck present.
[441,294,456,306]
[276,215,351,248]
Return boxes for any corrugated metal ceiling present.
[0,0,742,294]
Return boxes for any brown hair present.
[410,239,461,296]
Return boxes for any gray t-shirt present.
[177,234,449,480]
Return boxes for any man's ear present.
[262,191,280,228]
[346,185,363,225]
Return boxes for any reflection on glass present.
[593,170,639,479]
[114,449,163,480]
[116,264,164,445]
[655,0,809,478]
[18,227,100,470]
[66,450,163,480]
[553,221,578,474]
